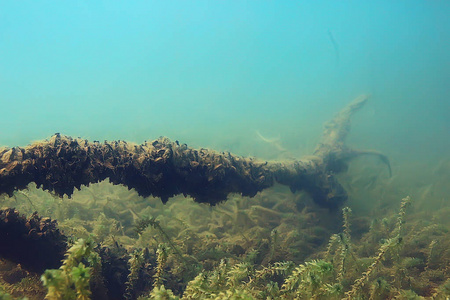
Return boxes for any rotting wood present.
[0,95,390,208]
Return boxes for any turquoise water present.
[1,1,449,190]
[1,3,450,298]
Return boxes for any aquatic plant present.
[2,175,448,299]
[125,248,148,300]
[41,237,101,300]
[135,216,187,264]
[433,278,450,298]
[338,207,352,281]
[140,195,418,299]
[92,213,120,243]
[281,259,338,299]
[153,244,169,288]
[0,291,13,300]
[146,285,179,300]
[344,196,411,299]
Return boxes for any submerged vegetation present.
[0,158,449,299]
[41,238,101,300]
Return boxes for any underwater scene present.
[0,1,449,299]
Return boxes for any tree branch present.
[0,95,389,208]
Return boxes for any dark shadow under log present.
[0,95,390,208]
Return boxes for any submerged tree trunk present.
[0,95,390,208]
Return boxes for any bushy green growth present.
[250,261,294,286]
[120,195,434,299]
[142,258,339,299]
[135,217,186,264]
[41,237,101,300]
[434,278,450,298]
[4,179,448,299]
[281,260,338,299]
[169,259,240,299]
[146,285,180,300]
[368,278,390,300]
[344,197,411,299]
[153,243,169,288]
[212,289,254,300]
[92,212,119,243]
[396,289,422,299]
[140,255,330,299]
[125,248,149,300]
[267,229,278,263]
[0,289,28,300]
[173,196,417,299]
[0,291,13,300]
[325,207,353,282]
[134,217,157,237]
[179,259,253,299]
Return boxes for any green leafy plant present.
[41,237,101,300]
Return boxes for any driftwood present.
[0,95,390,208]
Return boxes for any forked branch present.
[0,95,389,208]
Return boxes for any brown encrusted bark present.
[0,208,67,272]
[0,95,389,208]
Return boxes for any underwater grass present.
[0,173,449,299]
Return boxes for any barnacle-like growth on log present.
[0,95,390,208]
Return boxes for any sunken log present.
[0,95,389,208]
